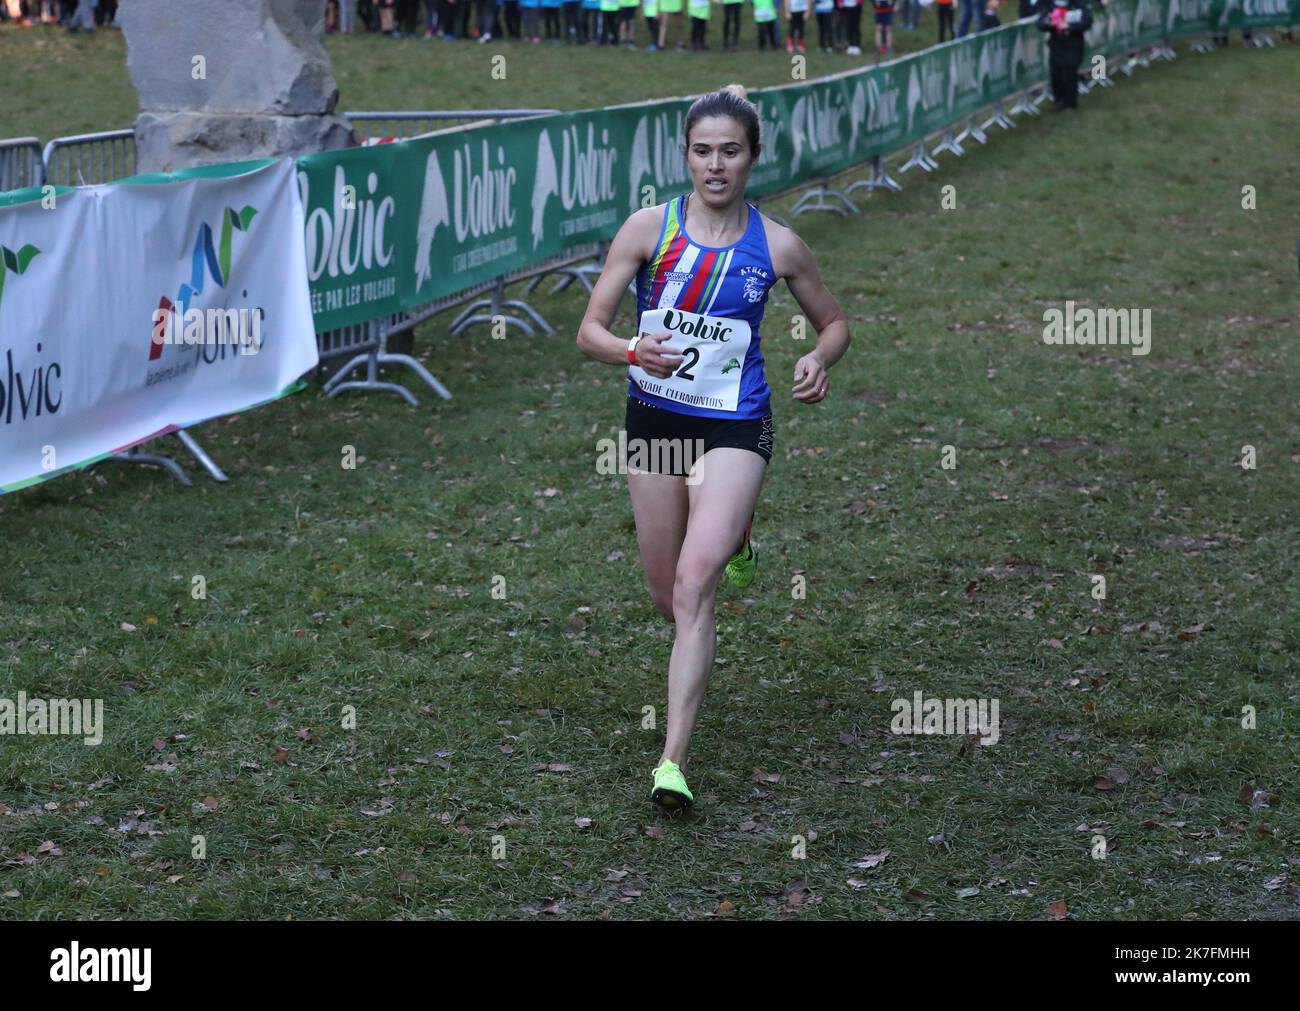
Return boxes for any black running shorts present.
[623,396,774,477]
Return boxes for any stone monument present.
[120,0,356,173]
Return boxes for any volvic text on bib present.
[629,307,753,413]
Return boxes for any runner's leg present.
[661,447,767,767]
[627,470,689,623]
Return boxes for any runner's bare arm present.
[576,208,657,366]
[775,225,851,372]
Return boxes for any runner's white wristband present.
[627,334,641,366]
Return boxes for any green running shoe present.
[650,759,694,810]
[724,517,757,589]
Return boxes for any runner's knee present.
[672,561,719,616]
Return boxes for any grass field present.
[1,23,1298,920]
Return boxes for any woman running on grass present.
[576,84,850,810]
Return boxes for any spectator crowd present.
[325,0,1031,54]
[1,0,117,28]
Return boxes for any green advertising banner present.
[297,0,1297,333]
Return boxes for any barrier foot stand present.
[1255,31,1276,48]
[493,277,554,336]
[1094,69,1116,87]
[1078,76,1093,95]
[899,142,939,173]
[932,126,966,159]
[90,447,193,487]
[847,156,902,194]
[175,429,228,482]
[527,255,602,296]
[1135,50,1151,68]
[347,351,452,405]
[1192,35,1213,53]
[449,308,534,338]
[955,116,988,146]
[449,280,552,338]
[325,345,420,406]
[791,184,858,216]
[981,104,1016,131]
[1009,90,1041,117]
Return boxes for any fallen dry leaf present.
[1047,899,1068,920]
[1239,784,1274,811]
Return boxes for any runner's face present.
[685,117,754,207]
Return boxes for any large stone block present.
[121,0,357,172]
[133,111,356,173]
[121,0,341,116]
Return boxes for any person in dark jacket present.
[1036,0,1091,110]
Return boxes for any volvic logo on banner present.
[748,96,788,190]
[1012,25,1047,80]
[978,31,1014,97]
[948,45,981,112]
[1135,0,1165,36]
[865,70,906,148]
[0,241,41,316]
[847,82,868,157]
[0,240,61,430]
[148,205,259,363]
[790,89,847,173]
[628,109,691,212]
[532,123,618,248]
[414,138,518,281]
[906,60,945,134]
[298,163,398,313]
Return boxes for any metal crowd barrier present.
[345,108,561,141]
[42,129,137,186]
[314,108,563,405]
[0,137,44,191]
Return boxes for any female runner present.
[576,84,850,810]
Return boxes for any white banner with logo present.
[0,159,318,494]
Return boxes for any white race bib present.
[629,307,751,413]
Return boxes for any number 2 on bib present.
[629,307,752,413]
